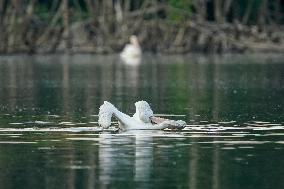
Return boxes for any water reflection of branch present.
[212,57,221,121]
[8,61,17,111]
[188,140,198,189]
[5,57,35,112]
[212,58,221,189]
[62,61,70,114]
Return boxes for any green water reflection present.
[0,54,283,123]
[0,54,284,189]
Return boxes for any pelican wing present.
[98,101,115,129]
[151,116,186,129]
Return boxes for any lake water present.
[0,54,283,189]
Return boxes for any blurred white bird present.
[120,35,142,62]
[98,101,186,131]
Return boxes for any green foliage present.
[238,0,263,23]
[167,0,192,22]
[13,0,283,24]
[34,3,53,21]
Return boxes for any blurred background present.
[0,0,284,54]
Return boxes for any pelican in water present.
[98,101,186,130]
[120,35,142,64]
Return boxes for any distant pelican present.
[120,35,142,64]
[98,101,186,131]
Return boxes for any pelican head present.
[130,35,140,47]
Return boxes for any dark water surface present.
[0,54,284,189]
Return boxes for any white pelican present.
[98,101,186,130]
[120,35,142,62]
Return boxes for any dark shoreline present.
[1,20,283,55]
[1,1,284,55]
